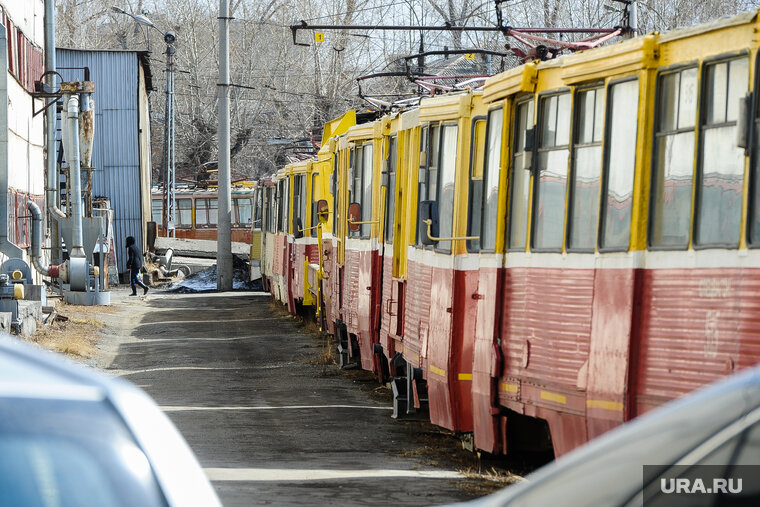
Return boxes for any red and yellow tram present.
[257,10,760,459]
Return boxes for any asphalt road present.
[98,290,484,506]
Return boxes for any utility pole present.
[217,0,233,291]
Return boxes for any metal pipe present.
[63,93,85,258]
[217,0,232,291]
[44,0,64,265]
[27,201,61,278]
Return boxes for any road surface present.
[96,290,491,506]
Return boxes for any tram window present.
[361,144,373,239]
[600,79,639,250]
[508,100,534,250]
[349,146,360,238]
[311,173,319,229]
[176,199,192,228]
[278,180,287,233]
[533,92,571,251]
[568,87,604,252]
[385,136,397,244]
[437,124,458,253]
[255,190,263,228]
[196,198,217,227]
[332,156,339,234]
[482,109,503,252]
[349,147,358,237]
[151,200,162,224]
[293,175,305,234]
[429,125,441,203]
[237,198,253,227]
[467,119,486,252]
[650,67,697,248]
[262,189,269,233]
[284,181,289,233]
[752,73,760,245]
[416,125,429,245]
[695,57,748,247]
[267,188,275,233]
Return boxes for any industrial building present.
[56,48,153,275]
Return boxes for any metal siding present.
[403,257,432,368]
[56,49,141,273]
[499,268,594,406]
[633,268,754,415]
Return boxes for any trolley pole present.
[217,0,233,291]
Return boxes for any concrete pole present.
[217,0,233,291]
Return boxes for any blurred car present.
[0,335,221,507]
[459,365,760,506]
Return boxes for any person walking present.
[126,236,149,296]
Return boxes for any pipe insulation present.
[62,93,85,258]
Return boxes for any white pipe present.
[64,94,85,258]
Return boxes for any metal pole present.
[44,0,61,264]
[167,44,176,238]
[169,55,176,238]
[162,43,176,237]
[217,0,232,291]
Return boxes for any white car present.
[459,365,760,506]
[0,336,221,507]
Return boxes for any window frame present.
[348,142,374,240]
[433,122,459,255]
[466,115,488,253]
[416,124,431,247]
[531,88,572,253]
[384,135,398,245]
[598,76,640,253]
[566,83,605,254]
[647,62,700,251]
[151,198,163,225]
[748,50,760,248]
[507,96,535,252]
[235,197,253,229]
[310,172,319,231]
[176,198,193,229]
[693,51,750,250]
[292,174,306,236]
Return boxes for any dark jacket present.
[126,236,143,271]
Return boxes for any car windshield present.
[0,397,168,507]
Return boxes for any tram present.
[150,186,258,245]
[257,10,760,458]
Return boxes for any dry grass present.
[456,467,526,496]
[30,300,108,358]
[305,344,336,366]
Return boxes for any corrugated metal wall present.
[56,49,146,273]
